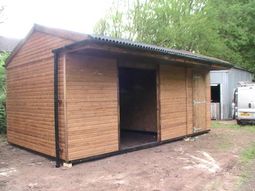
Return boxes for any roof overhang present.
[53,36,232,70]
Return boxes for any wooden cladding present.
[7,31,77,159]
[160,65,188,140]
[160,65,210,140]
[7,32,73,69]
[6,28,212,162]
[192,70,211,132]
[65,54,119,161]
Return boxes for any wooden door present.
[192,71,207,132]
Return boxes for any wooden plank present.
[186,68,193,134]
[6,31,76,160]
[7,32,74,69]
[205,71,211,129]
[160,65,188,140]
[66,54,119,161]
[192,70,209,132]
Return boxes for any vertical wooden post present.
[156,64,161,142]
[205,70,211,129]
[185,67,189,136]
[117,59,121,150]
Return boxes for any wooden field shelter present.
[6,25,231,166]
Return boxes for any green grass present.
[237,142,255,190]
[241,142,255,163]
[211,121,255,132]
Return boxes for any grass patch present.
[240,142,255,163]
[237,142,255,190]
[211,121,255,132]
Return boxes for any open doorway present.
[119,67,157,149]
[211,84,221,120]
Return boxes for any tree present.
[210,0,255,71]
[94,0,135,39]
[0,1,7,133]
[94,0,255,73]
[0,52,8,134]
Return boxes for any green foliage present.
[94,1,135,39]
[209,0,255,71]
[94,0,255,73]
[0,52,8,134]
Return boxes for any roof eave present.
[53,38,232,70]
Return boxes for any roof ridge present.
[5,24,89,67]
[33,24,88,41]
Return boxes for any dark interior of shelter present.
[118,67,157,149]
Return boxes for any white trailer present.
[233,82,255,125]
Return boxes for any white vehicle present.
[233,82,255,125]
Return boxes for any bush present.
[0,103,6,134]
[0,52,9,134]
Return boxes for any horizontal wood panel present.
[160,65,188,140]
[7,31,76,160]
[8,32,73,68]
[66,54,119,160]
[68,143,118,160]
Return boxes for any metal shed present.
[210,67,253,120]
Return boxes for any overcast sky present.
[0,0,113,39]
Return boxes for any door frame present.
[116,60,160,151]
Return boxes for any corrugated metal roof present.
[53,34,232,68]
[88,35,232,67]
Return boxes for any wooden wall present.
[186,69,194,134]
[160,65,210,141]
[160,65,188,140]
[6,31,76,159]
[65,54,119,161]
[206,71,211,129]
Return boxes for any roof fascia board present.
[53,39,231,70]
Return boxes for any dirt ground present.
[1,121,255,191]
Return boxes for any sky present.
[0,0,113,39]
